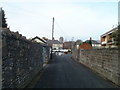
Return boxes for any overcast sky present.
[0,0,119,41]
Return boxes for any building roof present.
[80,43,92,50]
[85,40,101,44]
[101,27,118,37]
[76,40,83,45]
[31,36,46,44]
[47,40,62,46]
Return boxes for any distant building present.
[80,43,92,50]
[47,40,63,50]
[71,39,92,50]
[75,40,83,49]
[42,37,49,41]
[63,41,74,49]
[75,40,83,45]
[31,36,47,44]
[101,27,118,48]
[85,40,101,48]
[59,37,64,43]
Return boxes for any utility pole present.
[50,17,54,60]
[52,17,54,40]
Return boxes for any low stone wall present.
[72,48,120,86]
[1,29,50,88]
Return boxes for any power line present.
[54,19,67,39]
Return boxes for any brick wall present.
[1,29,50,88]
[72,48,120,86]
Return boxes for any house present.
[101,27,118,48]
[80,43,92,50]
[31,36,51,64]
[47,40,63,50]
[75,40,83,49]
[85,40,101,48]
[59,37,64,43]
[63,41,74,49]
[31,36,47,44]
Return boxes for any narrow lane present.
[34,54,118,88]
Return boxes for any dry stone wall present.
[0,29,2,89]
[1,29,50,88]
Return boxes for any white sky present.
[0,0,119,41]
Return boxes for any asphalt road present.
[33,54,118,88]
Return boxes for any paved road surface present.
[33,54,118,88]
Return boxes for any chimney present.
[89,37,92,46]
[52,37,54,40]
[90,37,92,41]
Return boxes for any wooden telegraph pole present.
[50,17,54,60]
[52,17,54,40]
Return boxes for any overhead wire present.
[54,19,68,41]
[1,2,69,40]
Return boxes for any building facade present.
[47,40,63,50]
[59,37,64,43]
[101,27,118,48]
[85,40,101,48]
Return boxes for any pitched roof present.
[76,40,83,45]
[80,43,92,50]
[47,40,62,45]
[31,36,46,44]
[101,27,118,37]
[85,40,101,44]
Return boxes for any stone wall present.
[0,28,2,89]
[1,29,50,88]
[72,48,120,86]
